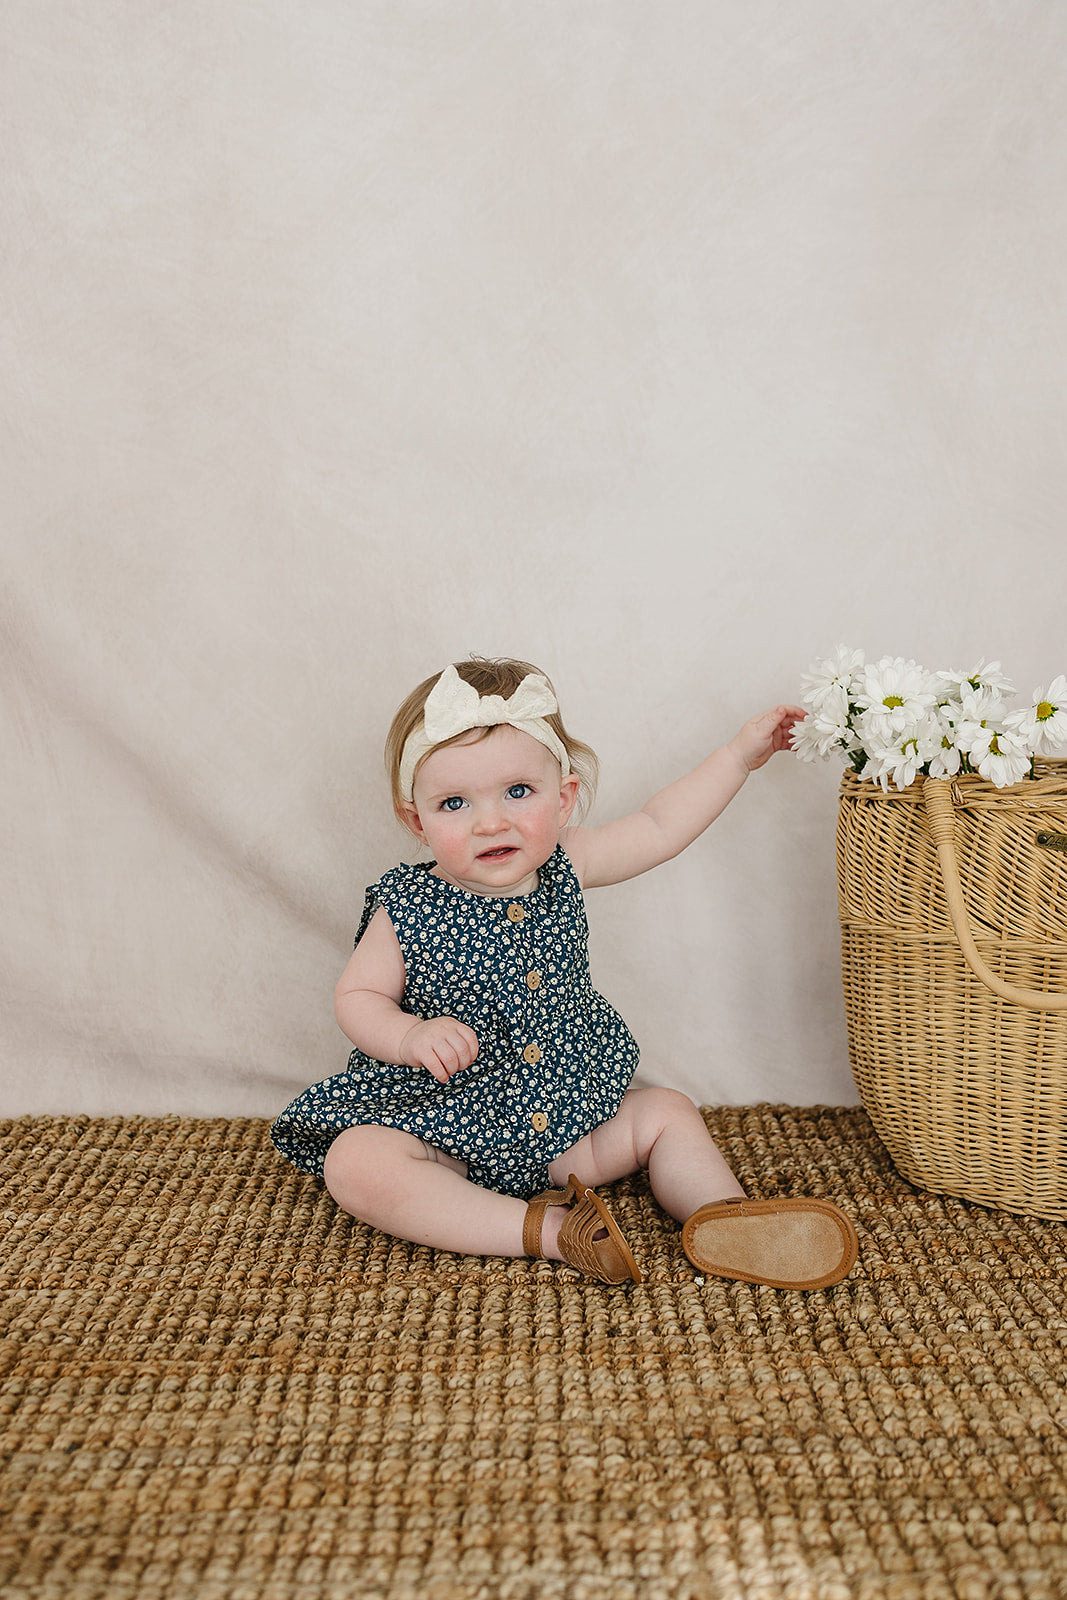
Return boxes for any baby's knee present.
[323,1124,405,1213]
[632,1085,701,1129]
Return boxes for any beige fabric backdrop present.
[4,1,1066,1118]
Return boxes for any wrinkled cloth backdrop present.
[4,1,1065,1117]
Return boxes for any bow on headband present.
[399,665,571,801]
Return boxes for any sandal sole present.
[681,1197,858,1290]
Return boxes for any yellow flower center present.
[1037,701,1054,722]
[989,734,1001,754]
[883,695,904,709]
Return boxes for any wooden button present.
[531,1112,549,1133]
[522,1043,541,1065]
[506,903,526,923]
[525,970,541,990]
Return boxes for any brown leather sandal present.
[681,1196,858,1290]
[523,1174,643,1284]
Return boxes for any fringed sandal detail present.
[523,1174,643,1284]
[681,1196,858,1290]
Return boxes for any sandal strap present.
[522,1186,569,1259]
[557,1176,643,1284]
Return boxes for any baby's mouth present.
[478,846,517,860]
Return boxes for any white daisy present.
[863,713,943,792]
[1013,676,1067,756]
[957,717,1032,787]
[938,660,1015,702]
[956,683,1008,724]
[808,681,854,749]
[854,657,939,735]
[800,646,865,712]
[934,669,967,706]
[925,709,964,779]
[926,742,963,780]
[791,686,860,765]
[927,732,966,780]
[790,714,829,764]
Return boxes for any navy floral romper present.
[271,844,639,1199]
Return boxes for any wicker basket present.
[837,758,1067,1219]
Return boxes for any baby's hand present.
[731,704,807,773]
[400,1017,480,1084]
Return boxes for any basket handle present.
[922,776,1067,1012]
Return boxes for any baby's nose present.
[473,807,508,834]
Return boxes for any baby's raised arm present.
[563,704,804,889]
[335,908,479,1084]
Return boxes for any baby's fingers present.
[420,1021,479,1081]
[450,1024,480,1071]
[434,1028,479,1078]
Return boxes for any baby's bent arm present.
[334,907,479,1082]
[565,704,804,889]
[334,907,416,1061]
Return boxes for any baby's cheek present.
[531,815,564,855]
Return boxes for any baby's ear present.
[559,772,581,825]
[398,802,426,841]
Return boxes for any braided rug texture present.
[2,1109,1067,1600]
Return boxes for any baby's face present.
[403,725,579,896]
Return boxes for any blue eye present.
[440,796,467,812]
[506,784,532,800]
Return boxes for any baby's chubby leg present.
[549,1086,745,1222]
[553,1088,858,1291]
[324,1125,562,1259]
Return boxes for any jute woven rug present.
[2,1109,1067,1600]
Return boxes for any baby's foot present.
[523,1176,642,1284]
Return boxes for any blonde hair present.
[385,656,598,823]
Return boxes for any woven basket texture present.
[837,761,1067,1219]
[4,1112,1067,1600]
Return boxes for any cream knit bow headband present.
[399,665,571,801]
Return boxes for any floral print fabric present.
[270,845,639,1199]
